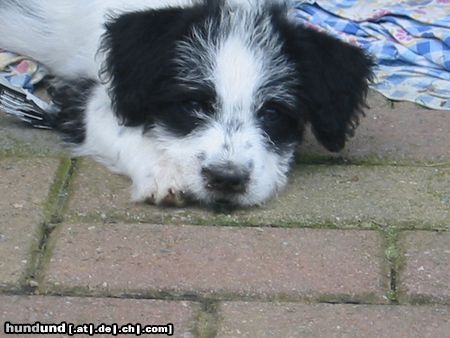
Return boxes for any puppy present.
[0,0,372,207]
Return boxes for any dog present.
[0,0,372,208]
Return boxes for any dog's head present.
[101,0,372,207]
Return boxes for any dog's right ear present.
[100,5,209,126]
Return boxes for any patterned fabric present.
[0,50,48,92]
[0,50,54,127]
[293,0,450,110]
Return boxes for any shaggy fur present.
[0,0,373,207]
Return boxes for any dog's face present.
[101,0,372,207]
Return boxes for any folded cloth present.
[0,50,55,128]
[293,0,450,110]
[0,49,48,92]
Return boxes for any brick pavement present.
[0,91,449,337]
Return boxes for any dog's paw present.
[131,175,187,207]
[146,187,186,207]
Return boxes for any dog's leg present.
[74,84,187,206]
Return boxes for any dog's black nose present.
[202,164,250,194]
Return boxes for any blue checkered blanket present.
[293,0,450,110]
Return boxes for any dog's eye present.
[184,100,204,111]
[257,106,281,124]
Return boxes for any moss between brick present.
[39,282,388,307]
[21,157,77,289]
[195,301,220,338]
[382,227,407,303]
[63,209,449,232]
[43,157,76,222]
[398,294,450,306]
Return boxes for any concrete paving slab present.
[66,159,450,229]
[0,159,59,288]
[299,91,450,163]
[0,114,65,157]
[218,302,450,338]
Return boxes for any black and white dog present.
[0,0,372,207]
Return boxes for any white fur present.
[0,1,200,76]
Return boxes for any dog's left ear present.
[275,12,373,152]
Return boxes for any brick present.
[67,159,450,229]
[0,159,59,288]
[0,113,65,157]
[0,295,197,337]
[43,225,386,301]
[399,231,450,304]
[218,302,450,338]
[299,90,450,163]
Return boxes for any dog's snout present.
[202,164,250,194]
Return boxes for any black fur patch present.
[273,9,373,152]
[257,100,304,149]
[101,2,215,128]
[144,83,217,136]
[47,78,96,144]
